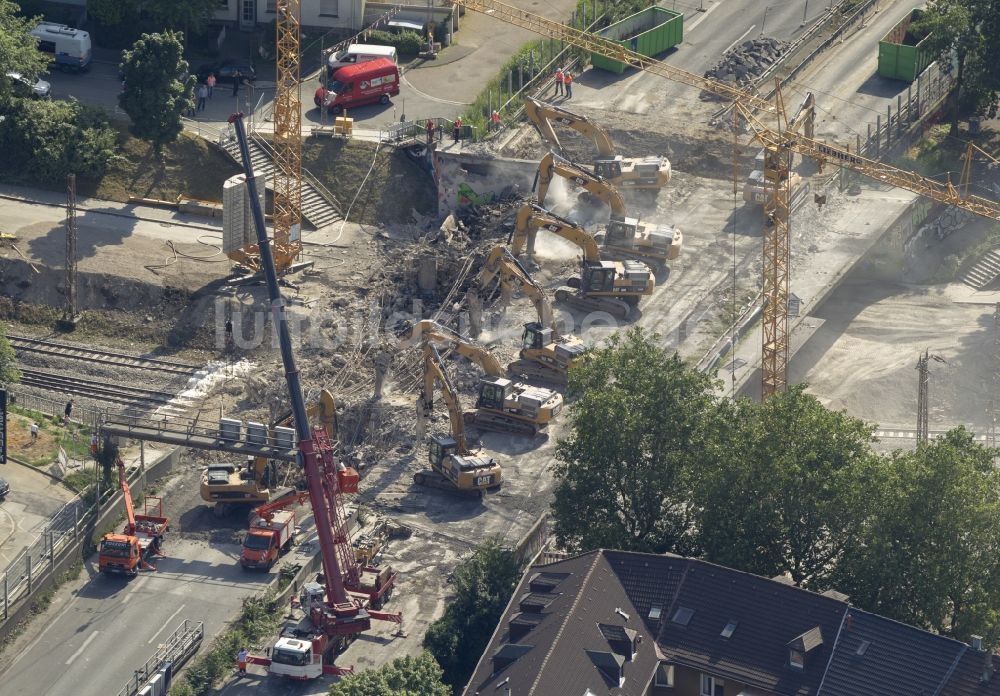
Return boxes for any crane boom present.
[475,245,555,330]
[409,320,505,376]
[423,344,469,453]
[229,113,352,606]
[512,203,602,261]
[523,96,616,157]
[536,151,627,216]
[273,0,304,268]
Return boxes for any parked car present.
[196,61,256,85]
[6,71,51,99]
[0,476,9,501]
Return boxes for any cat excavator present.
[415,343,503,497]
[470,245,586,384]
[523,95,670,190]
[199,389,338,515]
[409,319,564,436]
[535,151,682,266]
[510,203,655,319]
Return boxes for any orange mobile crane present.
[454,0,1000,398]
[98,459,169,577]
[228,114,400,680]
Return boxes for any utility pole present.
[62,173,78,328]
[916,349,945,444]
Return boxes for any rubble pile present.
[703,38,788,92]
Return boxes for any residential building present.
[463,550,1000,696]
[214,0,366,33]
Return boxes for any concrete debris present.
[703,37,788,93]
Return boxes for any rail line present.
[18,369,180,408]
[8,335,201,375]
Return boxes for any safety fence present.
[5,388,118,430]
[115,620,204,696]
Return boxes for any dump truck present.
[99,459,168,577]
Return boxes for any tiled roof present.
[818,609,965,696]
[461,550,1000,696]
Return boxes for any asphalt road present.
[0,463,78,572]
[0,537,272,696]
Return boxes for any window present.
[789,649,805,670]
[700,674,724,696]
[721,620,738,639]
[320,0,339,16]
[654,663,674,687]
[218,0,229,8]
[648,605,662,621]
[671,606,694,626]
[266,0,275,13]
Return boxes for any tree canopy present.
[552,327,714,554]
[549,328,1000,646]
[0,0,49,99]
[327,652,450,696]
[0,323,19,386]
[424,538,524,689]
[118,31,194,153]
[87,0,218,48]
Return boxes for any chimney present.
[972,635,983,651]
[983,649,995,685]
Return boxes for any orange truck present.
[98,459,168,577]
[240,490,307,570]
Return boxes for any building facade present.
[214,0,367,33]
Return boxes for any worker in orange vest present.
[490,110,502,132]
[564,71,573,99]
[453,116,462,142]
[554,66,564,96]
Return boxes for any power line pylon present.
[916,350,930,444]
[62,173,78,327]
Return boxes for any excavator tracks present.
[464,411,540,437]
[413,470,487,499]
[554,286,632,319]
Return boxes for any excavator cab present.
[594,157,623,180]
[605,218,639,246]
[477,377,514,411]
[580,261,618,294]
[521,323,553,351]
[428,434,458,467]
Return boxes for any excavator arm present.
[423,344,469,454]
[409,320,505,377]
[511,203,602,261]
[535,152,627,217]
[523,96,616,157]
[477,246,556,330]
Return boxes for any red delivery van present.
[314,58,400,114]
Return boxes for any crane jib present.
[812,142,865,167]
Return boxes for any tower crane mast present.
[272,0,304,271]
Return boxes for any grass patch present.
[7,407,93,467]
[301,136,436,225]
[897,124,1000,185]
[0,122,240,204]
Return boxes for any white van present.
[31,22,92,72]
[327,44,398,74]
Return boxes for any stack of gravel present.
[702,38,788,94]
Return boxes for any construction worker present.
[554,66,564,96]
[453,116,462,142]
[564,71,573,99]
[426,118,435,144]
[237,647,249,675]
[490,110,502,132]
[90,433,98,457]
[30,422,38,442]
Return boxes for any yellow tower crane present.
[453,0,1000,398]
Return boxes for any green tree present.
[914,0,1000,134]
[118,31,194,153]
[0,0,49,98]
[328,652,450,696]
[693,386,877,587]
[551,327,715,554]
[146,0,219,41]
[832,428,1000,645]
[1,99,117,183]
[86,0,137,26]
[97,435,119,487]
[424,538,524,689]
[0,323,19,385]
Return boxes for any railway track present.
[8,335,201,376]
[18,368,181,408]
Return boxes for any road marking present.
[10,587,80,667]
[685,0,724,33]
[121,575,147,604]
[148,604,187,644]
[65,631,99,665]
[723,26,757,55]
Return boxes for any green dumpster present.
[590,7,684,74]
[878,8,933,82]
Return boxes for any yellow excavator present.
[523,95,670,190]
[416,343,503,497]
[470,245,586,384]
[535,151,683,266]
[409,319,564,436]
[510,203,655,319]
[199,389,338,515]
